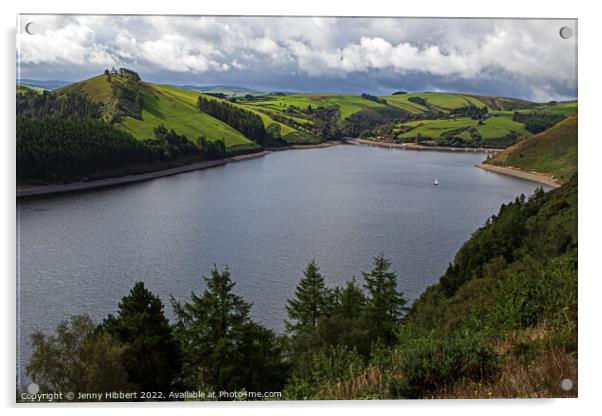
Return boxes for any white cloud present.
[17,15,577,99]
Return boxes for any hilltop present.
[485,114,577,184]
[56,71,257,152]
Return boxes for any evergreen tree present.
[172,266,288,393]
[316,278,371,356]
[362,254,408,344]
[102,282,181,397]
[285,260,333,334]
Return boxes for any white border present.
[2,1,600,415]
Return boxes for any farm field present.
[396,115,532,145]
[241,94,388,119]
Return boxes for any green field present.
[487,114,577,183]
[396,115,531,143]
[200,93,320,144]
[493,101,578,117]
[242,94,388,119]
[57,75,256,150]
[17,84,44,94]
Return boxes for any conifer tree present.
[172,266,288,393]
[103,282,181,396]
[285,260,333,334]
[362,254,408,344]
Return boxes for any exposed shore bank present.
[354,138,503,153]
[354,138,560,188]
[476,163,561,188]
[266,140,343,151]
[17,151,271,198]
[17,141,345,198]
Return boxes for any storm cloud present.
[17,15,577,101]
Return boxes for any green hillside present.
[17,84,43,95]
[486,114,578,184]
[58,74,256,151]
[385,92,490,113]
[200,94,321,144]
[395,115,532,148]
[242,94,389,119]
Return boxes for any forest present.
[17,118,210,183]
[22,174,577,400]
[197,96,272,145]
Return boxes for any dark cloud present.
[17,15,577,101]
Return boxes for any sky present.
[17,15,577,101]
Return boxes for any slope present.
[485,114,577,184]
[57,74,256,151]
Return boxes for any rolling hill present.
[56,74,257,151]
[199,93,321,144]
[19,70,578,154]
[485,114,578,184]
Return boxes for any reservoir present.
[17,144,545,381]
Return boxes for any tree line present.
[22,175,577,400]
[24,254,408,401]
[512,111,566,134]
[17,90,103,120]
[16,118,225,183]
[197,96,273,145]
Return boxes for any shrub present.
[391,336,501,398]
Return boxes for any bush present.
[391,336,501,398]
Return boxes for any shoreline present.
[17,151,271,198]
[17,141,344,198]
[265,140,343,151]
[353,138,503,153]
[476,163,561,188]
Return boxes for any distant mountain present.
[18,79,71,91]
[173,84,266,97]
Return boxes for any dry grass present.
[433,345,577,399]
[317,365,394,400]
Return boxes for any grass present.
[242,94,388,119]
[59,75,256,150]
[486,114,578,183]
[383,92,491,112]
[17,84,44,94]
[199,93,319,142]
[493,101,578,117]
[397,117,476,139]
[396,115,532,143]
[475,116,531,139]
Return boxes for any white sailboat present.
[434,178,439,186]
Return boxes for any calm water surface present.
[17,144,546,381]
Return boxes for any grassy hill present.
[23,72,577,151]
[57,74,257,151]
[486,114,578,184]
[395,115,532,148]
[17,84,44,95]
[200,94,321,144]
[242,94,389,119]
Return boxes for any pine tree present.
[362,254,408,344]
[172,266,288,393]
[102,282,181,397]
[285,260,333,334]
[338,278,366,319]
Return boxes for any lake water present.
[16,144,545,382]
